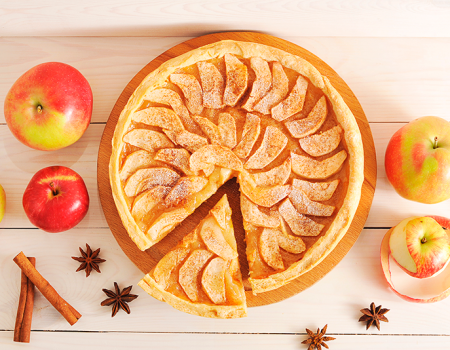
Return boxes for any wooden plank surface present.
[1,228,450,335]
[2,1,450,38]
[1,26,450,349]
[1,331,450,350]
[2,36,450,125]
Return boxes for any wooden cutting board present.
[97,32,377,307]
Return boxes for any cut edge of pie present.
[110,40,364,295]
[137,194,247,319]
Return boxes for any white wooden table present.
[1,1,450,349]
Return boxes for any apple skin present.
[23,166,89,233]
[389,216,450,279]
[4,62,93,151]
[0,184,5,223]
[385,116,450,204]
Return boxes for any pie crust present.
[138,195,247,319]
[110,40,364,299]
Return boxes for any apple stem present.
[421,237,427,244]
[37,105,43,114]
[49,182,58,196]
[434,136,438,149]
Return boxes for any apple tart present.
[138,195,247,318]
[110,40,364,298]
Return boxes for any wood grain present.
[2,36,450,125]
[97,32,376,308]
[2,0,450,37]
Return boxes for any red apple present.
[23,166,89,232]
[0,184,5,223]
[385,116,450,204]
[4,62,93,151]
[389,216,450,278]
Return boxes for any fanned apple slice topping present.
[278,198,324,236]
[142,89,200,133]
[259,228,306,270]
[271,75,308,121]
[131,185,171,219]
[210,195,231,230]
[120,150,163,182]
[239,172,290,207]
[276,229,306,254]
[285,96,327,138]
[179,249,214,302]
[197,61,224,109]
[224,54,248,107]
[164,176,208,208]
[133,107,185,133]
[144,88,190,120]
[193,116,222,145]
[241,195,280,228]
[163,129,178,145]
[154,148,196,176]
[190,145,243,173]
[153,247,189,289]
[200,216,238,260]
[259,228,284,270]
[289,187,335,217]
[201,257,227,304]
[292,179,340,201]
[253,62,289,115]
[299,125,343,157]
[170,74,203,115]
[147,208,190,241]
[232,113,261,158]
[244,126,288,170]
[249,157,291,187]
[291,150,347,180]
[218,113,237,149]
[175,130,208,153]
[123,129,174,153]
[124,167,180,197]
[202,164,215,177]
[242,57,272,111]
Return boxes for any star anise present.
[101,282,138,317]
[359,302,389,330]
[72,243,106,277]
[301,324,335,350]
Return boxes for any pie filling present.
[111,41,363,309]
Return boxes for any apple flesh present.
[385,116,450,204]
[4,62,93,151]
[23,166,89,233]
[0,184,5,223]
[389,216,450,279]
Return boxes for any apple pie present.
[138,195,247,318]
[110,40,364,299]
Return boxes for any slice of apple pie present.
[138,195,247,318]
[110,40,364,300]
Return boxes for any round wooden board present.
[97,32,377,308]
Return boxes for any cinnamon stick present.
[13,252,82,326]
[14,257,35,343]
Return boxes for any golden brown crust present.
[138,276,247,319]
[110,40,364,295]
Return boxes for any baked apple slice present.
[242,57,271,111]
[170,73,203,115]
[299,125,343,157]
[291,150,347,180]
[197,61,224,109]
[285,96,327,138]
[223,54,248,107]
